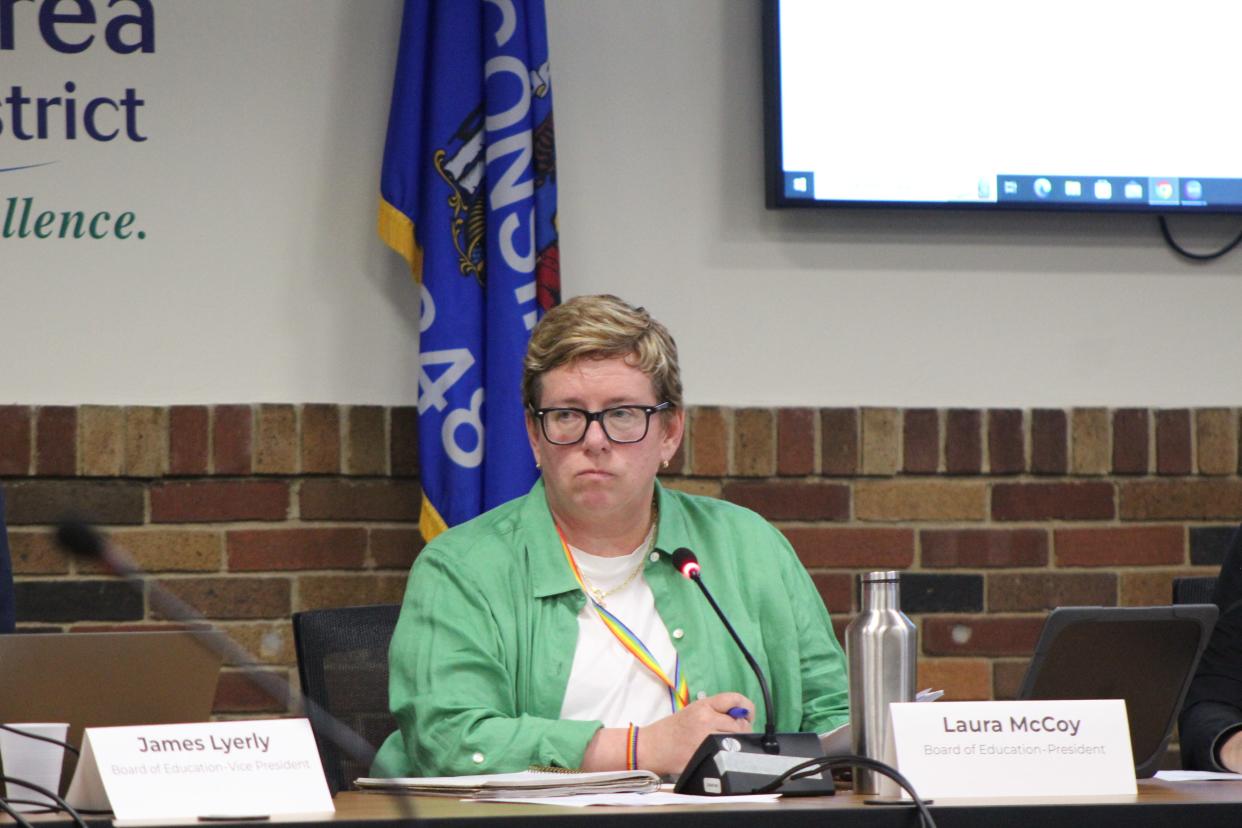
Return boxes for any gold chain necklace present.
[576,505,658,607]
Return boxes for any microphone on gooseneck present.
[53,520,391,800]
[666,546,831,797]
[670,547,778,753]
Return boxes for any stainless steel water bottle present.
[846,570,916,796]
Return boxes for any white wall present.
[545,0,1242,408]
[3,0,1240,407]
[1,0,418,405]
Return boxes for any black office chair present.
[292,603,401,793]
[1172,577,1218,606]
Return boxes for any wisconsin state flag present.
[378,0,560,540]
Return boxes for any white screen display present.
[770,0,1242,210]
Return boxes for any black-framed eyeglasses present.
[531,402,673,445]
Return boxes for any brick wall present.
[0,404,422,716]
[1,404,1240,717]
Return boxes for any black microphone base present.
[673,732,833,796]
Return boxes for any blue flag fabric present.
[379,0,560,540]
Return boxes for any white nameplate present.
[889,699,1136,799]
[66,719,334,821]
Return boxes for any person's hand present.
[1218,730,1242,772]
[636,692,756,776]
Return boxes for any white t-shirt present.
[558,534,679,727]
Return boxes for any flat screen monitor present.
[764,0,1242,213]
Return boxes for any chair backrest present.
[1172,577,1217,606]
[292,603,401,793]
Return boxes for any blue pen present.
[727,706,750,720]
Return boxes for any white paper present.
[358,769,654,788]
[819,722,851,756]
[354,769,661,798]
[819,687,944,756]
[1155,770,1242,782]
[488,792,781,807]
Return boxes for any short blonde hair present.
[523,295,683,411]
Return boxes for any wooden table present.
[12,780,1242,828]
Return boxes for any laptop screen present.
[1018,605,1217,777]
[0,630,224,752]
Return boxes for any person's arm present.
[580,693,755,776]
[1180,607,1242,771]
[772,529,850,733]
[1214,726,1242,772]
[391,545,756,777]
[1182,701,1242,772]
[388,549,600,776]
[1180,525,1242,771]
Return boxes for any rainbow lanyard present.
[554,521,690,713]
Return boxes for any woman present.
[373,295,848,777]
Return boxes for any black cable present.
[0,727,85,820]
[755,754,937,828]
[1158,215,1242,261]
[0,798,110,817]
[1,776,90,828]
[1,798,57,813]
[0,797,37,828]
[0,724,80,757]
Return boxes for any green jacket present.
[372,479,849,777]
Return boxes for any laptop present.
[1018,605,1217,778]
[0,630,225,782]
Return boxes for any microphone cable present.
[0,725,79,819]
[0,798,36,828]
[1158,215,1242,262]
[0,724,80,756]
[1,775,90,828]
[756,755,936,828]
[0,726,109,817]
[54,519,417,822]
